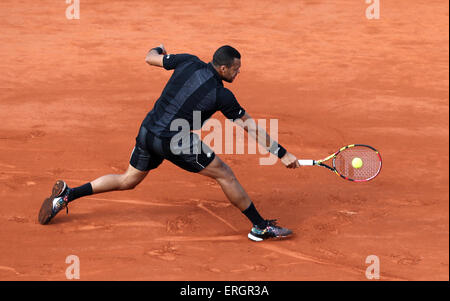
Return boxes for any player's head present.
[212,45,241,83]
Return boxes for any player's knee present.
[118,174,140,190]
[216,162,236,184]
[122,182,138,190]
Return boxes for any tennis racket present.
[298,144,382,182]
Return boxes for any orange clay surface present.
[0,0,448,280]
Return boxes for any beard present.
[222,75,235,83]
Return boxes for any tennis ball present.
[352,157,363,169]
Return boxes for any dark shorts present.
[129,126,215,173]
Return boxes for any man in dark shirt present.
[38,45,300,241]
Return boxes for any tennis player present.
[38,45,300,241]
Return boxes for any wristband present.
[268,142,287,159]
[151,47,163,54]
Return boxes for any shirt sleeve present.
[163,54,197,70]
[217,88,246,120]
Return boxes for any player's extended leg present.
[198,155,251,211]
[199,155,292,241]
[38,164,148,225]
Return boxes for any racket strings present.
[333,146,381,181]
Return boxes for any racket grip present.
[298,159,314,166]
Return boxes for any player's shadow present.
[48,206,156,225]
[49,212,94,225]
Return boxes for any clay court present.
[0,0,448,281]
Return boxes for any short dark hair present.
[212,45,241,67]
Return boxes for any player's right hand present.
[281,152,300,169]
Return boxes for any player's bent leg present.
[89,126,162,194]
[199,156,251,211]
[38,126,164,225]
[38,165,148,225]
[38,180,70,225]
[91,164,148,193]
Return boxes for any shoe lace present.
[265,219,279,228]
[62,194,69,215]
[255,219,279,232]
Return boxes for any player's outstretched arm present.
[236,112,300,169]
[145,44,167,67]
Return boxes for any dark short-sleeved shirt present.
[142,54,246,138]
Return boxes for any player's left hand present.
[158,44,167,55]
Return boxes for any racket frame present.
[298,144,382,182]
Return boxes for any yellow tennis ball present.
[352,157,363,169]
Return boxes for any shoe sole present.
[248,232,293,242]
[38,180,66,225]
[248,233,264,242]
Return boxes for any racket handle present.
[298,159,314,166]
